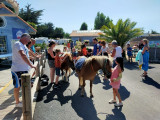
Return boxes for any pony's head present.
[102,58,112,78]
[65,53,75,71]
[91,56,112,78]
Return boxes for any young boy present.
[54,49,67,89]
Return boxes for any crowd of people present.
[11,33,149,108]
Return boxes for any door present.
[0,36,7,54]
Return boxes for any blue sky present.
[16,0,160,33]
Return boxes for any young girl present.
[109,57,124,107]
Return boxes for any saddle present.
[75,57,86,71]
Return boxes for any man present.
[11,33,36,107]
[110,40,122,68]
[92,38,99,55]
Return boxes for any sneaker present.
[53,84,60,89]
[109,99,117,104]
[114,102,123,107]
[15,102,23,108]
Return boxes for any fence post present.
[21,74,32,120]
[36,58,41,91]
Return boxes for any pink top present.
[110,65,121,89]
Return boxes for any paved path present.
[34,62,160,120]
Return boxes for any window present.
[0,17,6,27]
[0,36,7,54]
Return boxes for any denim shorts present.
[11,71,28,88]
[56,67,60,76]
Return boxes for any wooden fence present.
[21,52,46,120]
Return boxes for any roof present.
[70,30,103,37]
[0,3,37,34]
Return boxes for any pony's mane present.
[85,56,109,67]
[64,53,72,60]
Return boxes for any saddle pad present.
[75,57,86,70]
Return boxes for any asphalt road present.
[33,60,160,120]
[33,45,160,120]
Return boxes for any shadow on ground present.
[142,76,160,89]
[124,62,139,70]
[71,90,99,120]
[119,85,130,101]
[43,82,72,106]
[2,107,22,120]
[105,107,126,120]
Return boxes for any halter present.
[102,59,111,77]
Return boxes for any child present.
[109,57,124,107]
[54,49,67,89]
[63,46,68,52]
[127,44,133,62]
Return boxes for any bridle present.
[102,59,111,77]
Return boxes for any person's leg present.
[113,88,116,100]
[115,89,122,103]
[50,68,55,83]
[14,87,20,104]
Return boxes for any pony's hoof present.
[90,95,94,98]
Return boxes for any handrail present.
[21,52,46,120]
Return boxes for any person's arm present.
[19,50,36,69]
[111,49,116,57]
[61,55,67,63]
[97,49,102,56]
[142,46,147,54]
[113,73,122,82]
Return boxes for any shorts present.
[11,71,28,88]
[56,67,60,76]
[48,60,55,68]
[112,60,117,68]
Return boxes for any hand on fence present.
[31,65,37,70]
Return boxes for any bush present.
[35,42,47,50]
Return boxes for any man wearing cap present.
[111,40,123,68]
[11,33,36,107]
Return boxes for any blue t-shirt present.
[93,44,98,55]
[31,45,36,53]
[71,42,74,48]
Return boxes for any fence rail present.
[21,52,46,120]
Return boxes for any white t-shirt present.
[114,46,122,60]
[11,41,31,72]
[101,46,109,55]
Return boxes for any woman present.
[98,41,109,56]
[48,41,56,83]
[141,39,149,77]
[26,41,41,64]
[111,40,122,68]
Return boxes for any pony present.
[76,56,112,97]
[61,53,75,82]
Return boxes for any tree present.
[53,27,64,38]
[94,12,112,30]
[64,33,70,38]
[19,4,43,24]
[100,18,143,47]
[151,30,159,34]
[80,22,88,30]
[36,22,54,38]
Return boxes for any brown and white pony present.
[61,53,75,82]
[76,56,112,97]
